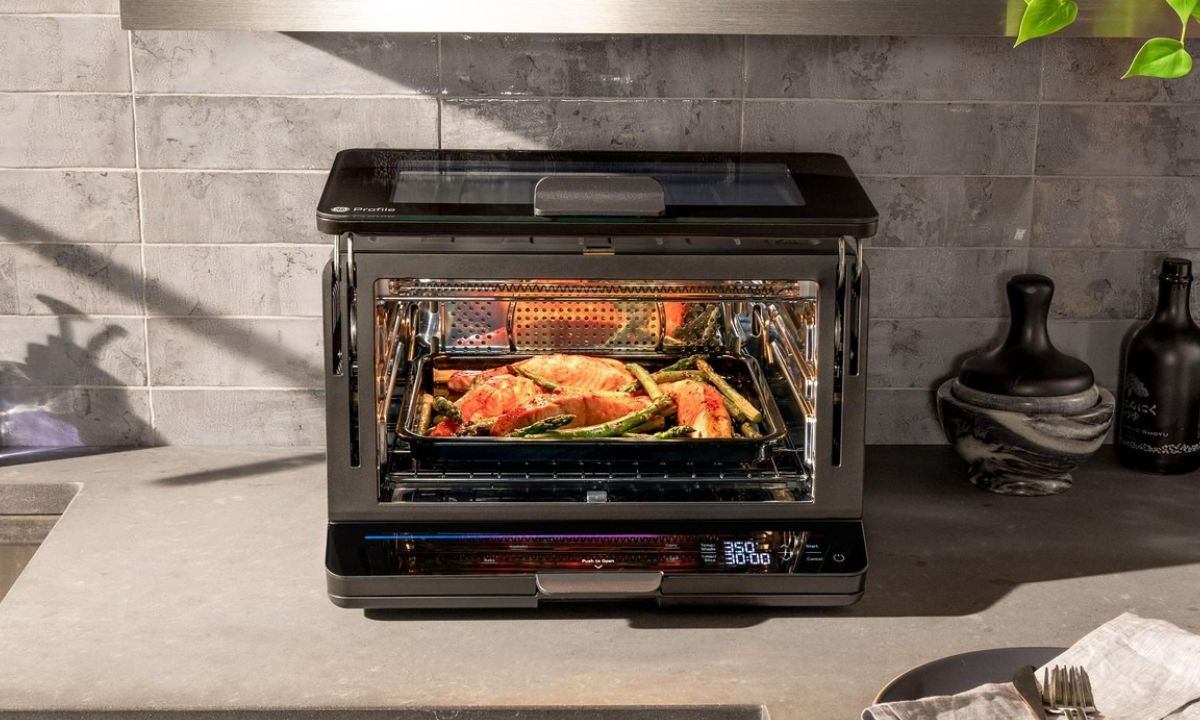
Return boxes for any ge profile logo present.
[331,206,350,212]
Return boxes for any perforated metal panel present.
[513,301,660,351]
[444,300,509,351]
[442,300,663,352]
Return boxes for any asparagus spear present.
[455,416,498,436]
[509,414,575,437]
[740,422,762,439]
[658,354,703,373]
[618,369,700,392]
[511,364,562,391]
[653,426,695,439]
[629,415,666,434]
[431,396,462,422]
[541,396,672,439]
[696,358,763,423]
[626,362,662,399]
[414,393,434,433]
[722,395,746,422]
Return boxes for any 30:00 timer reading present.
[722,540,771,566]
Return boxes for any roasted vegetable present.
[432,395,462,422]
[658,354,703,373]
[537,396,672,439]
[455,416,498,436]
[696,358,763,423]
[626,362,662,399]
[618,368,700,392]
[414,393,434,432]
[653,426,695,439]
[740,422,762,439]
[509,414,575,437]
[511,364,563,391]
[628,415,666,434]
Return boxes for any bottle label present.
[1119,372,1200,455]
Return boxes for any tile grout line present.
[736,34,748,152]
[126,28,157,440]
[435,33,444,149]
[1026,40,1046,273]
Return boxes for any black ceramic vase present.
[937,274,1115,495]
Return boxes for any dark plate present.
[395,352,787,463]
[874,646,1066,704]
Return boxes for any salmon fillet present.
[456,374,542,423]
[446,366,511,393]
[660,379,733,438]
[514,354,635,392]
[491,391,651,436]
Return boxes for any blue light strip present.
[364,533,662,541]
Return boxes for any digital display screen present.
[358,531,820,575]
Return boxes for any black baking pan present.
[395,352,787,464]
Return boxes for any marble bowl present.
[936,379,1115,496]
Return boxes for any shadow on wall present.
[0,296,162,447]
[0,206,325,447]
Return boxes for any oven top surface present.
[317,149,877,238]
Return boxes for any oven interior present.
[368,278,820,504]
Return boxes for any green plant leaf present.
[1165,0,1199,25]
[1015,0,1079,47]
[1123,38,1194,79]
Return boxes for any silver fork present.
[1041,665,1100,718]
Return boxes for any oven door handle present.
[533,175,666,217]
[535,572,664,597]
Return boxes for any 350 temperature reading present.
[722,540,771,566]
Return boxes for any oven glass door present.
[371,278,819,505]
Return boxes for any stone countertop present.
[1,446,1198,719]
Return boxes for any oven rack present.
[382,441,813,503]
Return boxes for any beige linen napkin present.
[862,682,1035,720]
[863,613,1200,720]
[1047,613,1200,720]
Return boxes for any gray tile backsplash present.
[742,101,1037,174]
[0,244,143,315]
[0,95,134,167]
[145,317,322,387]
[869,248,1029,318]
[862,176,1033,248]
[1033,177,1200,249]
[0,16,129,92]
[441,99,739,151]
[3,25,1196,445]
[0,171,139,244]
[139,172,326,244]
[1037,104,1200,177]
[744,36,1040,101]
[151,389,323,446]
[0,316,147,387]
[136,96,439,169]
[441,35,743,98]
[143,245,327,317]
[131,32,439,95]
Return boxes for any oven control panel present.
[329,521,866,577]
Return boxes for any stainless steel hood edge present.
[121,0,1178,37]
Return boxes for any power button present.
[831,551,847,564]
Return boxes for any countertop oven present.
[319,149,876,608]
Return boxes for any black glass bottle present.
[1117,258,1200,474]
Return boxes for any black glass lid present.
[316,149,877,238]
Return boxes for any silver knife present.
[1013,665,1048,720]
